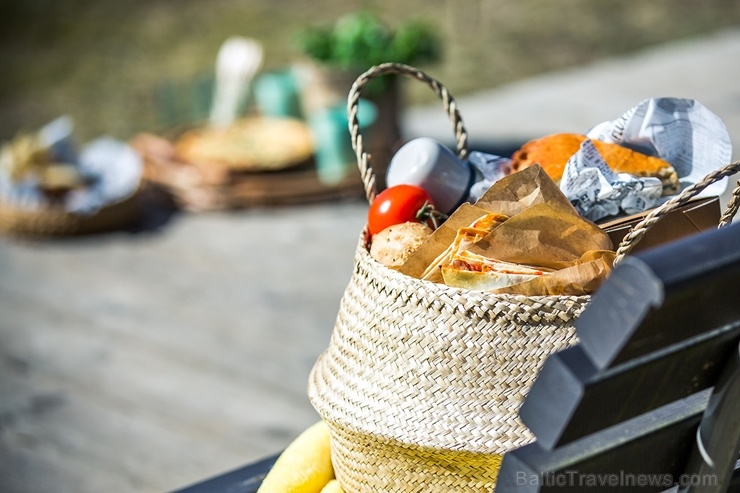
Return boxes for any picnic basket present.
[0,186,143,237]
[307,62,740,492]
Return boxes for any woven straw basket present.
[0,187,143,237]
[307,62,740,492]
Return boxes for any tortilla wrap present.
[421,212,509,281]
[440,251,551,290]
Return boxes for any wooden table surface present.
[0,197,366,493]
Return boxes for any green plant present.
[294,12,441,70]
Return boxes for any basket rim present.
[356,227,590,304]
[0,183,142,215]
[0,183,143,236]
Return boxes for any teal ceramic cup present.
[309,99,377,185]
[253,69,302,119]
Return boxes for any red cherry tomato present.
[368,184,439,236]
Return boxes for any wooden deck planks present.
[0,201,366,493]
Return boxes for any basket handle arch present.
[347,62,469,205]
[347,63,740,265]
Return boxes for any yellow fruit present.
[257,420,334,493]
[320,479,345,493]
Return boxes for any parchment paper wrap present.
[399,165,615,295]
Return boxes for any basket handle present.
[348,64,740,264]
[347,63,469,204]
[614,160,740,265]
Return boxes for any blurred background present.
[3,0,740,141]
[2,1,740,492]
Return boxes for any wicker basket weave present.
[307,62,740,492]
[0,187,143,237]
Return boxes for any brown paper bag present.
[399,165,615,295]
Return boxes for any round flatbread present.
[174,116,314,171]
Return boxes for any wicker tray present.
[131,123,366,212]
[0,187,143,237]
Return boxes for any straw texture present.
[328,417,504,492]
[308,63,740,492]
[614,161,740,263]
[0,187,143,237]
[308,230,585,491]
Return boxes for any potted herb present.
[295,11,440,72]
[293,12,442,186]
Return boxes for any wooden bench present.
[172,454,277,493]
[174,221,740,493]
[495,221,740,492]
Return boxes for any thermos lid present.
[386,137,474,214]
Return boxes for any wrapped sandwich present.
[420,212,509,282]
[399,165,615,296]
[441,250,553,290]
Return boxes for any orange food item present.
[510,133,679,195]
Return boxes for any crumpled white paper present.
[0,117,142,215]
[560,139,663,221]
[65,136,143,214]
[561,97,732,220]
[465,150,511,203]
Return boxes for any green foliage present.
[294,12,441,70]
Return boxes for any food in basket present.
[0,118,142,218]
[320,480,344,493]
[420,211,509,282]
[0,132,87,193]
[441,250,552,290]
[309,64,738,491]
[173,116,314,171]
[510,133,679,196]
[367,184,446,236]
[256,420,334,493]
[399,165,616,296]
[40,165,90,196]
[370,221,433,269]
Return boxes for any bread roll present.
[370,222,433,269]
[510,133,679,195]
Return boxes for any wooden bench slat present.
[577,224,740,370]
[497,391,710,492]
[497,224,740,492]
[171,453,279,493]
[678,343,740,493]
[520,323,740,450]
